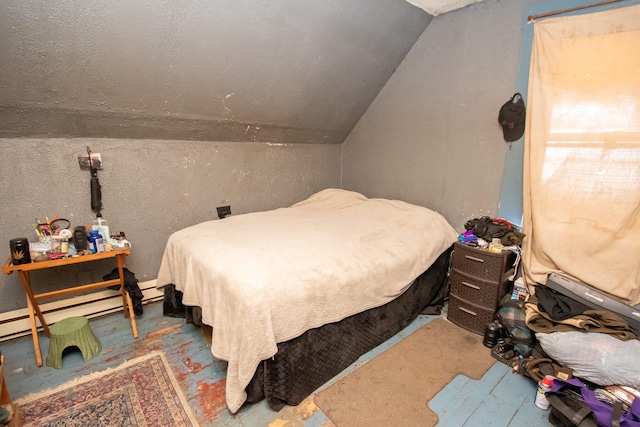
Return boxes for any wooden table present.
[2,249,137,367]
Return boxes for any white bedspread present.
[156,189,457,412]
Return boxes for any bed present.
[156,188,458,413]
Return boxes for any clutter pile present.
[9,215,131,264]
[8,216,143,317]
[485,278,640,426]
[460,215,640,427]
[461,215,525,247]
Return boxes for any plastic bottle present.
[489,238,504,253]
[92,217,110,244]
[95,231,104,253]
[88,230,104,254]
[534,375,554,410]
[88,230,97,253]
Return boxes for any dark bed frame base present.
[162,245,453,411]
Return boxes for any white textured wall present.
[342,0,536,231]
[0,139,340,311]
[0,0,427,313]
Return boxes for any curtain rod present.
[528,0,625,21]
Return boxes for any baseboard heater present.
[0,279,164,342]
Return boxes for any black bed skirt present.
[162,245,453,411]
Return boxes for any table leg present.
[0,377,11,406]
[18,271,49,336]
[116,254,129,319]
[115,253,138,339]
[126,293,138,339]
[25,297,43,367]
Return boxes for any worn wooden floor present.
[1,301,552,426]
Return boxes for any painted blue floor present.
[1,301,553,426]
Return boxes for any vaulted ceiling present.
[0,0,480,144]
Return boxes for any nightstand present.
[447,242,516,334]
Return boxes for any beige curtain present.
[523,4,640,305]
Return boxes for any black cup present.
[10,238,31,265]
[73,226,88,251]
[483,320,504,348]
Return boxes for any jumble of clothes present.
[517,285,640,427]
[526,286,637,340]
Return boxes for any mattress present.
[246,246,453,410]
[156,188,458,412]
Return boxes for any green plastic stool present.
[45,316,102,369]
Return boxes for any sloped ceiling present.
[0,0,473,144]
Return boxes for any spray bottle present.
[534,375,554,410]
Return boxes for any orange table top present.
[2,249,130,274]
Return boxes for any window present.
[522,4,640,305]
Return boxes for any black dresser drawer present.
[450,272,508,308]
[448,242,517,335]
[447,294,495,335]
[451,242,515,283]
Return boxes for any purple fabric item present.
[551,378,640,427]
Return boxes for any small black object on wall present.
[498,93,526,142]
[87,146,102,217]
[217,205,232,219]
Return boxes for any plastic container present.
[534,375,554,410]
[9,238,31,265]
[88,230,104,254]
[87,231,96,254]
[51,235,67,254]
[489,238,504,253]
[92,217,110,244]
[95,232,104,253]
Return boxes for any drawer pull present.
[464,255,485,263]
[459,307,477,316]
[462,281,480,290]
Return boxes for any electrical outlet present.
[217,205,231,219]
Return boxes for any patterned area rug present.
[16,351,198,426]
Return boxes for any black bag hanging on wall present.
[88,146,102,215]
[498,93,526,142]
